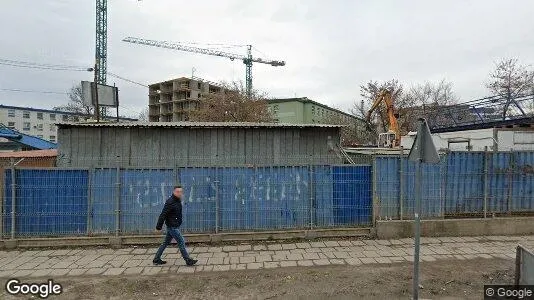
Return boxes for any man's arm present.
[156,201,170,230]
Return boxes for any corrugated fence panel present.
[314,166,334,227]
[91,169,117,234]
[120,169,174,234]
[179,167,216,233]
[4,169,88,237]
[512,152,534,212]
[3,169,13,238]
[375,157,400,219]
[332,166,372,226]
[444,152,484,215]
[488,152,511,213]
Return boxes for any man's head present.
[173,185,183,199]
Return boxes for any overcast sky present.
[1,0,533,117]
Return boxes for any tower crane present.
[122,37,286,97]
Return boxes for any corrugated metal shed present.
[57,122,343,167]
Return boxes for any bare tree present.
[54,84,93,116]
[401,79,459,131]
[321,108,370,146]
[189,81,273,122]
[486,58,534,119]
[138,107,150,121]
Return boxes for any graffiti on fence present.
[128,180,170,208]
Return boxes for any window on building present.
[62,115,69,121]
[23,122,30,131]
[49,124,56,131]
[49,135,56,143]
[311,106,315,115]
[8,109,15,117]
[36,124,43,131]
[23,111,30,119]
[7,122,15,129]
[50,114,56,121]
[197,82,202,90]
[37,112,43,120]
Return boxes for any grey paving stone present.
[68,269,87,276]
[237,245,252,251]
[264,261,280,268]
[223,246,238,252]
[280,261,297,267]
[30,269,52,277]
[256,255,272,262]
[297,260,314,267]
[375,257,392,264]
[208,257,224,265]
[141,267,160,275]
[296,243,311,249]
[122,260,142,268]
[267,244,282,251]
[213,265,231,272]
[329,259,345,265]
[230,264,247,270]
[313,259,330,266]
[310,242,326,248]
[360,258,377,264]
[253,245,267,251]
[345,258,362,265]
[49,268,70,277]
[325,241,340,247]
[124,267,144,275]
[338,241,353,247]
[12,269,34,277]
[85,268,106,275]
[239,256,255,264]
[247,262,263,269]
[228,252,243,257]
[282,244,297,250]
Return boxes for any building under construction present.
[149,77,222,122]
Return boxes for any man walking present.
[153,185,197,266]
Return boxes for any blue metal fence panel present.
[375,157,400,219]
[3,169,88,237]
[179,167,216,233]
[120,169,174,234]
[313,166,334,227]
[332,166,372,225]
[444,152,484,214]
[402,159,443,219]
[91,169,117,234]
[218,167,255,231]
[255,166,310,230]
[3,169,13,237]
[488,152,511,213]
[512,152,534,211]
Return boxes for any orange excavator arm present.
[365,89,401,147]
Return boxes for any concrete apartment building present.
[267,97,359,124]
[149,77,222,122]
[0,104,136,143]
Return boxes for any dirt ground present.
[2,258,514,300]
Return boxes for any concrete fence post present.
[10,158,16,239]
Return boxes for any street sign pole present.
[408,118,440,300]
[413,157,422,300]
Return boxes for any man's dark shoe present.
[153,259,167,265]
[185,258,198,266]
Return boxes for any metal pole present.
[483,149,489,218]
[413,158,423,300]
[87,168,93,235]
[10,160,16,239]
[115,166,120,236]
[93,62,100,122]
[115,83,119,122]
[515,245,521,286]
[309,165,314,229]
[399,148,404,220]
[508,149,514,215]
[214,168,219,234]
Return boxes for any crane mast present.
[122,37,285,97]
[366,89,401,148]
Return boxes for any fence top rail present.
[518,244,534,257]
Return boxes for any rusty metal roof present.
[56,122,343,128]
[0,149,57,158]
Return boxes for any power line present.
[108,72,148,88]
[0,58,91,72]
[0,88,69,95]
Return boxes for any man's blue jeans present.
[154,227,190,261]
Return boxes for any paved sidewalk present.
[0,235,532,278]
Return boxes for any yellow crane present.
[365,89,401,148]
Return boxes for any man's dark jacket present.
[156,195,183,230]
